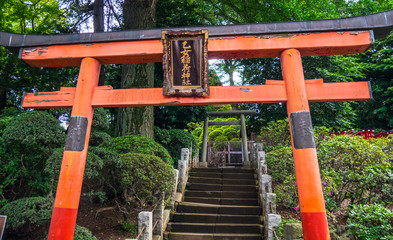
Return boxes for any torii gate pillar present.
[47,58,100,239]
[281,49,329,239]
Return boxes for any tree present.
[115,0,156,138]
[195,0,393,132]
[0,0,78,113]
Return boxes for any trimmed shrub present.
[0,197,53,235]
[104,135,173,165]
[318,135,391,206]
[189,117,241,148]
[1,111,66,199]
[3,111,64,151]
[266,147,293,180]
[348,204,393,240]
[45,146,121,201]
[89,131,111,146]
[120,153,174,207]
[44,147,105,197]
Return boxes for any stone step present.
[188,183,257,192]
[164,232,263,240]
[177,202,261,215]
[184,197,259,206]
[191,168,255,174]
[188,177,257,185]
[185,190,258,199]
[167,223,263,234]
[189,172,256,179]
[171,213,262,224]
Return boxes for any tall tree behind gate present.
[115,0,156,137]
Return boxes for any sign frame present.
[162,30,209,97]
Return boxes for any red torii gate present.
[2,9,393,240]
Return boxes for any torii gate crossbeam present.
[2,9,393,240]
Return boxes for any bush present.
[1,111,66,200]
[45,146,122,201]
[74,225,97,240]
[120,153,174,207]
[3,111,65,152]
[89,108,112,146]
[318,135,392,206]
[155,128,197,163]
[89,131,111,146]
[256,119,291,152]
[189,117,241,148]
[274,175,298,208]
[104,135,173,165]
[266,147,293,180]
[44,147,106,197]
[348,204,393,240]
[92,108,110,130]
[0,197,53,235]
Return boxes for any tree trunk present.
[115,0,156,138]
[93,0,106,86]
[0,89,6,113]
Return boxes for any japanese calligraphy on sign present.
[162,30,209,96]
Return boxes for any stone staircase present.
[164,168,263,240]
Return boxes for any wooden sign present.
[0,215,6,240]
[162,30,209,96]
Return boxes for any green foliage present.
[0,0,66,34]
[1,111,65,200]
[44,147,106,197]
[74,225,97,240]
[213,135,229,151]
[348,204,393,240]
[190,117,241,149]
[356,33,393,129]
[104,135,173,165]
[92,108,111,131]
[154,106,207,130]
[0,0,78,113]
[3,111,64,151]
[120,153,174,207]
[44,145,122,201]
[0,197,53,233]
[266,123,393,217]
[89,131,112,147]
[275,218,302,239]
[155,127,197,163]
[318,135,392,206]
[274,175,298,208]
[256,119,291,152]
[266,147,293,180]
[121,221,138,235]
[90,108,112,146]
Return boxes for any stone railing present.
[128,148,192,240]
[250,143,281,240]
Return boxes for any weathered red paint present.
[301,212,331,239]
[281,49,330,240]
[47,58,100,240]
[48,207,78,240]
[20,31,372,67]
[22,81,371,109]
